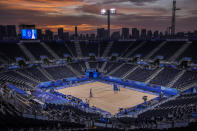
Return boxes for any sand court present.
[57,81,157,115]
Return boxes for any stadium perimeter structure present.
[2,39,197,130]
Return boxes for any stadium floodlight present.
[110,8,116,14]
[101,9,107,15]
[101,8,117,40]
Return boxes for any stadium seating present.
[45,65,76,80]
[89,62,98,69]
[1,40,197,130]
[0,100,85,130]
[80,41,90,57]
[121,41,139,57]
[110,64,135,78]
[138,94,197,123]
[172,71,197,90]
[150,42,185,60]
[69,62,85,74]
[150,67,181,86]
[126,67,157,82]
[18,67,50,82]
[104,62,122,74]
[67,42,78,57]
[46,41,72,58]
[176,41,197,63]
[107,42,130,57]
[87,42,99,57]
[128,41,160,58]
[24,43,54,60]
[0,42,28,63]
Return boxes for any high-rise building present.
[75,26,78,39]
[45,29,53,40]
[111,31,120,41]
[64,32,69,40]
[122,28,129,40]
[79,34,83,40]
[132,28,139,39]
[58,28,64,40]
[82,34,86,40]
[90,33,96,40]
[97,28,104,38]
[159,32,163,38]
[0,25,17,40]
[97,28,108,40]
[153,31,159,39]
[7,25,17,38]
[165,30,169,37]
[187,32,193,39]
[37,29,42,40]
[86,34,89,40]
[141,29,146,39]
[147,30,152,39]
[0,25,6,40]
[54,35,59,40]
[176,32,185,38]
[194,31,197,38]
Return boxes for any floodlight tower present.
[171,0,180,36]
[101,8,116,40]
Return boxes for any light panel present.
[110,8,116,14]
[101,9,106,15]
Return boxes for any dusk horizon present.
[0,0,197,33]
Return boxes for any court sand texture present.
[57,81,157,115]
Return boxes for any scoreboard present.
[21,29,37,40]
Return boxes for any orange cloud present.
[0,0,84,15]
[0,0,196,32]
[37,24,121,33]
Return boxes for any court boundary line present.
[56,80,159,97]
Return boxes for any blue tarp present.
[192,113,197,117]
[7,65,20,70]
[102,76,178,96]
[38,76,89,89]
[33,89,69,104]
[8,83,27,96]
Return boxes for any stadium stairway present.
[100,61,107,72]
[145,41,167,59]
[120,42,134,57]
[4,73,35,89]
[40,42,60,60]
[107,63,125,76]
[98,42,101,57]
[85,62,90,69]
[179,82,197,92]
[74,41,83,57]
[78,62,86,72]
[65,43,76,57]
[167,70,186,89]
[135,94,180,117]
[125,41,146,57]
[37,67,54,81]
[145,68,164,84]
[168,42,191,62]
[102,41,113,57]
[14,70,40,84]
[0,57,6,64]
[122,65,139,79]
[17,42,36,62]
[66,64,82,77]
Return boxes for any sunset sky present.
[0,0,196,33]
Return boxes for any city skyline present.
[0,0,197,33]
